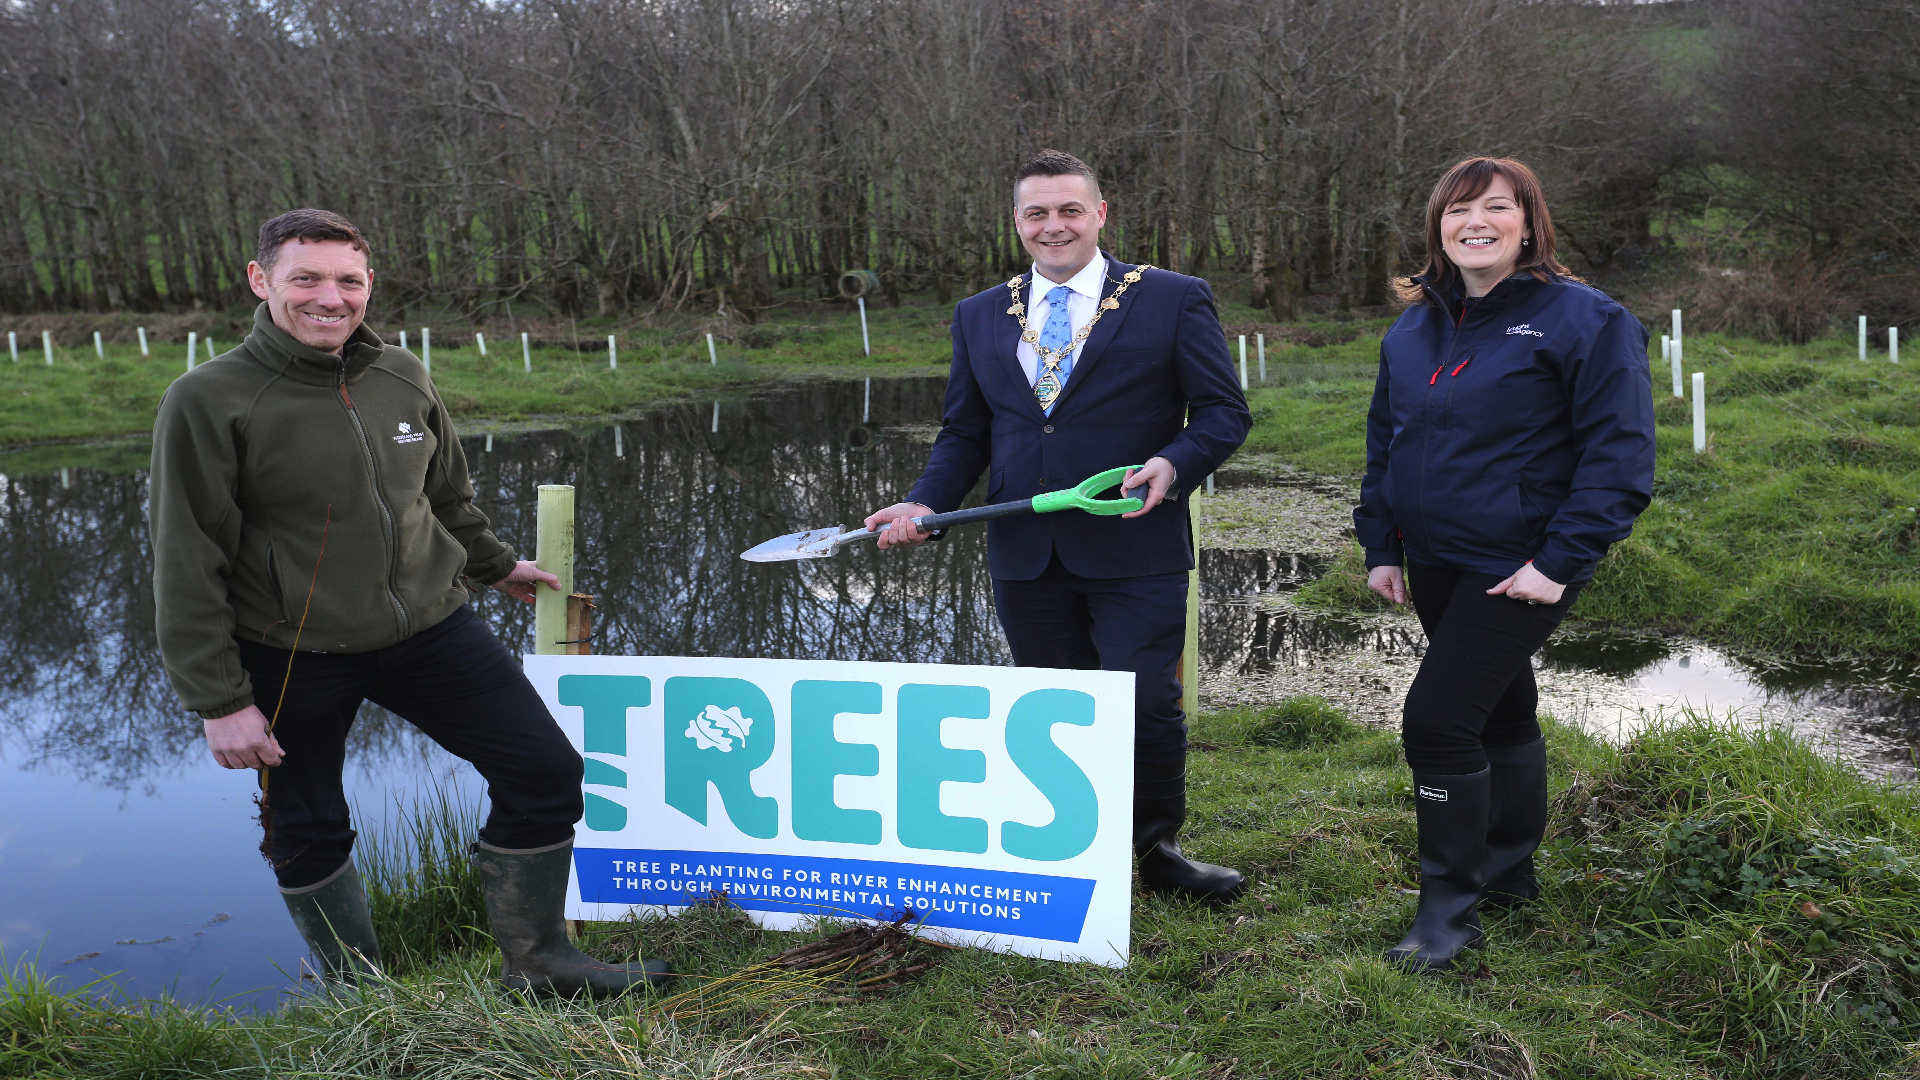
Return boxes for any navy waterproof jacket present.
[1354,274,1655,585]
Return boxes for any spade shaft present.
[741,465,1148,562]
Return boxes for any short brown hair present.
[1393,157,1576,305]
[1014,149,1101,203]
[255,209,370,272]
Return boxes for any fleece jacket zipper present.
[337,360,413,638]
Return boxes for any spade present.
[740,465,1148,562]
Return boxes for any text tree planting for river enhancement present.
[525,655,1135,966]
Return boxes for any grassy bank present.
[0,302,950,446]
[1252,326,1920,663]
[5,711,1918,1079]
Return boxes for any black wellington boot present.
[474,839,674,998]
[1386,768,1490,973]
[1134,757,1247,904]
[280,860,383,985]
[1481,737,1548,911]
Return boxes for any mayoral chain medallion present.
[1007,264,1155,411]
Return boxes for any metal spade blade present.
[739,525,857,562]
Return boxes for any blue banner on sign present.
[575,848,1096,943]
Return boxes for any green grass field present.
[6,710,1918,1078]
[0,303,952,447]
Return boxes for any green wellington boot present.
[473,839,673,998]
[280,860,383,984]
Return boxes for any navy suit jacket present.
[906,254,1251,580]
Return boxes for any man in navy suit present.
[864,149,1252,902]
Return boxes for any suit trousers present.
[991,551,1190,767]
[1401,562,1583,774]
[237,605,585,890]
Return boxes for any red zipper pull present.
[1429,364,1445,385]
[1451,357,1472,377]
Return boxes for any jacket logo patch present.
[392,421,425,445]
[1506,323,1545,337]
[1417,785,1449,802]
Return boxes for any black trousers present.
[991,551,1190,768]
[1402,562,1583,774]
[237,605,584,889]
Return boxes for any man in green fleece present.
[150,208,667,996]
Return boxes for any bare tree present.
[0,0,1724,320]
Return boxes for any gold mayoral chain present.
[1007,264,1155,410]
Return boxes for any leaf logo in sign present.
[685,704,752,752]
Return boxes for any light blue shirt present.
[1016,255,1107,388]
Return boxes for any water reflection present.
[1202,599,1423,675]
[462,382,1006,672]
[1193,562,1920,775]
[0,379,1009,794]
[1198,549,1327,597]
[0,376,1011,1009]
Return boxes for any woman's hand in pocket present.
[1487,561,1565,605]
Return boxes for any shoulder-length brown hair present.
[1392,156,1578,305]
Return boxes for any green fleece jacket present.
[151,305,518,719]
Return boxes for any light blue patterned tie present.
[1034,284,1075,414]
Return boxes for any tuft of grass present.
[272,965,814,1079]
[354,783,492,977]
[0,961,252,1078]
[1291,542,1394,613]
[1544,715,1920,1075]
[1200,696,1362,750]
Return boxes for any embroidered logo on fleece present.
[1506,323,1545,337]
[392,421,425,445]
[1417,786,1449,802]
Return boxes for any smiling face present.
[1440,174,1530,296]
[1015,174,1107,283]
[247,239,372,354]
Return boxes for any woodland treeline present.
[1,0,1914,333]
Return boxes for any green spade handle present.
[1032,464,1147,516]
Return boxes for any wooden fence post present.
[535,485,575,655]
[565,594,595,655]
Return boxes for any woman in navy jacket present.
[1356,157,1654,972]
